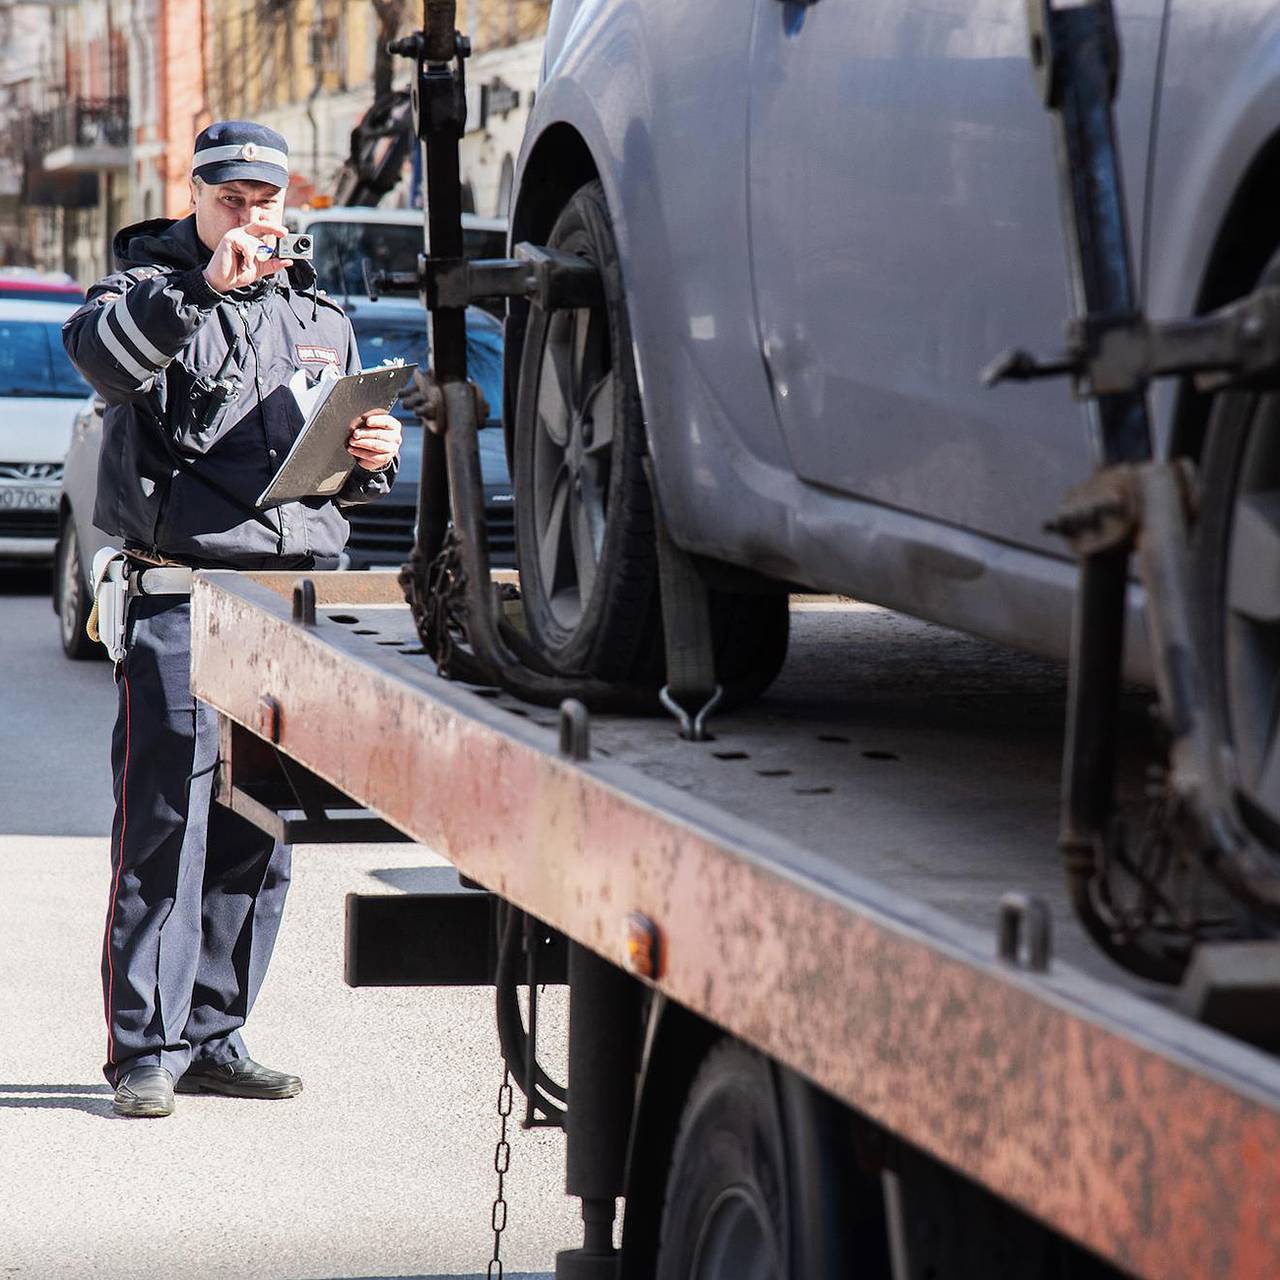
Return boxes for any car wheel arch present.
[505,124,601,463]
[1168,128,1280,463]
[505,124,660,482]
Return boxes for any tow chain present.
[488,1066,513,1278]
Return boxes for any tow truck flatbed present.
[192,570,1280,1278]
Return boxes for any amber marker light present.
[624,912,662,980]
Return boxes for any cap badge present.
[241,142,258,161]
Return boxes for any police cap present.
[192,120,289,189]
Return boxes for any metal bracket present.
[1043,459,1199,557]
[215,714,410,844]
[363,241,605,312]
[1177,941,1280,1053]
[1025,0,1119,108]
[345,882,568,987]
[983,288,1280,398]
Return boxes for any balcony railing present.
[48,96,129,152]
[38,95,129,171]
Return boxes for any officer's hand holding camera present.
[202,215,294,293]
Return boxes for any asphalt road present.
[0,569,571,1279]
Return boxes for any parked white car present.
[0,298,90,566]
[291,206,507,305]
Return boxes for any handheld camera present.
[255,233,314,262]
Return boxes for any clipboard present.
[255,362,417,509]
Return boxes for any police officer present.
[63,121,403,1118]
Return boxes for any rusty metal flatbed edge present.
[192,572,1280,1279]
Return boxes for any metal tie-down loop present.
[997,893,1052,973]
[559,698,590,761]
[292,577,316,626]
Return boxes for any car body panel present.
[745,0,1164,553]
[60,392,112,580]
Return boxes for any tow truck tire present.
[654,1040,873,1280]
[513,181,789,698]
[56,522,98,661]
[1194,250,1280,858]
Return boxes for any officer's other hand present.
[203,218,292,294]
[347,412,402,472]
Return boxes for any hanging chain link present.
[488,1066,514,1279]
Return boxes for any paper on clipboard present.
[255,360,416,509]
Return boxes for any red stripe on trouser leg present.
[103,670,131,1074]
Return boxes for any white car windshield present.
[310,221,507,298]
[0,321,90,399]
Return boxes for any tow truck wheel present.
[57,522,98,661]
[1195,252,1280,862]
[513,181,789,697]
[654,1040,879,1280]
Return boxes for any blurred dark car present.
[341,298,513,570]
[55,300,511,657]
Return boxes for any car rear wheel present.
[513,180,789,697]
[1193,252,1280,868]
[57,521,98,661]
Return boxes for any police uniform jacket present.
[63,214,394,566]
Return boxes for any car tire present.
[513,180,789,698]
[57,521,99,661]
[653,1040,875,1280]
[1193,250,1280,861]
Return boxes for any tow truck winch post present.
[984,0,1280,982]
[375,4,723,736]
[380,4,657,1270]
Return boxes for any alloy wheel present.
[530,304,615,632]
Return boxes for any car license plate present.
[0,484,59,511]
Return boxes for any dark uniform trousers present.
[102,594,292,1086]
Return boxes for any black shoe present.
[175,1057,303,1099]
[112,1066,175,1118]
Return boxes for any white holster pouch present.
[89,546,130,663]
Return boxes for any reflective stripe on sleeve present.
[95,305,155,386]
[106,295,171,370]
